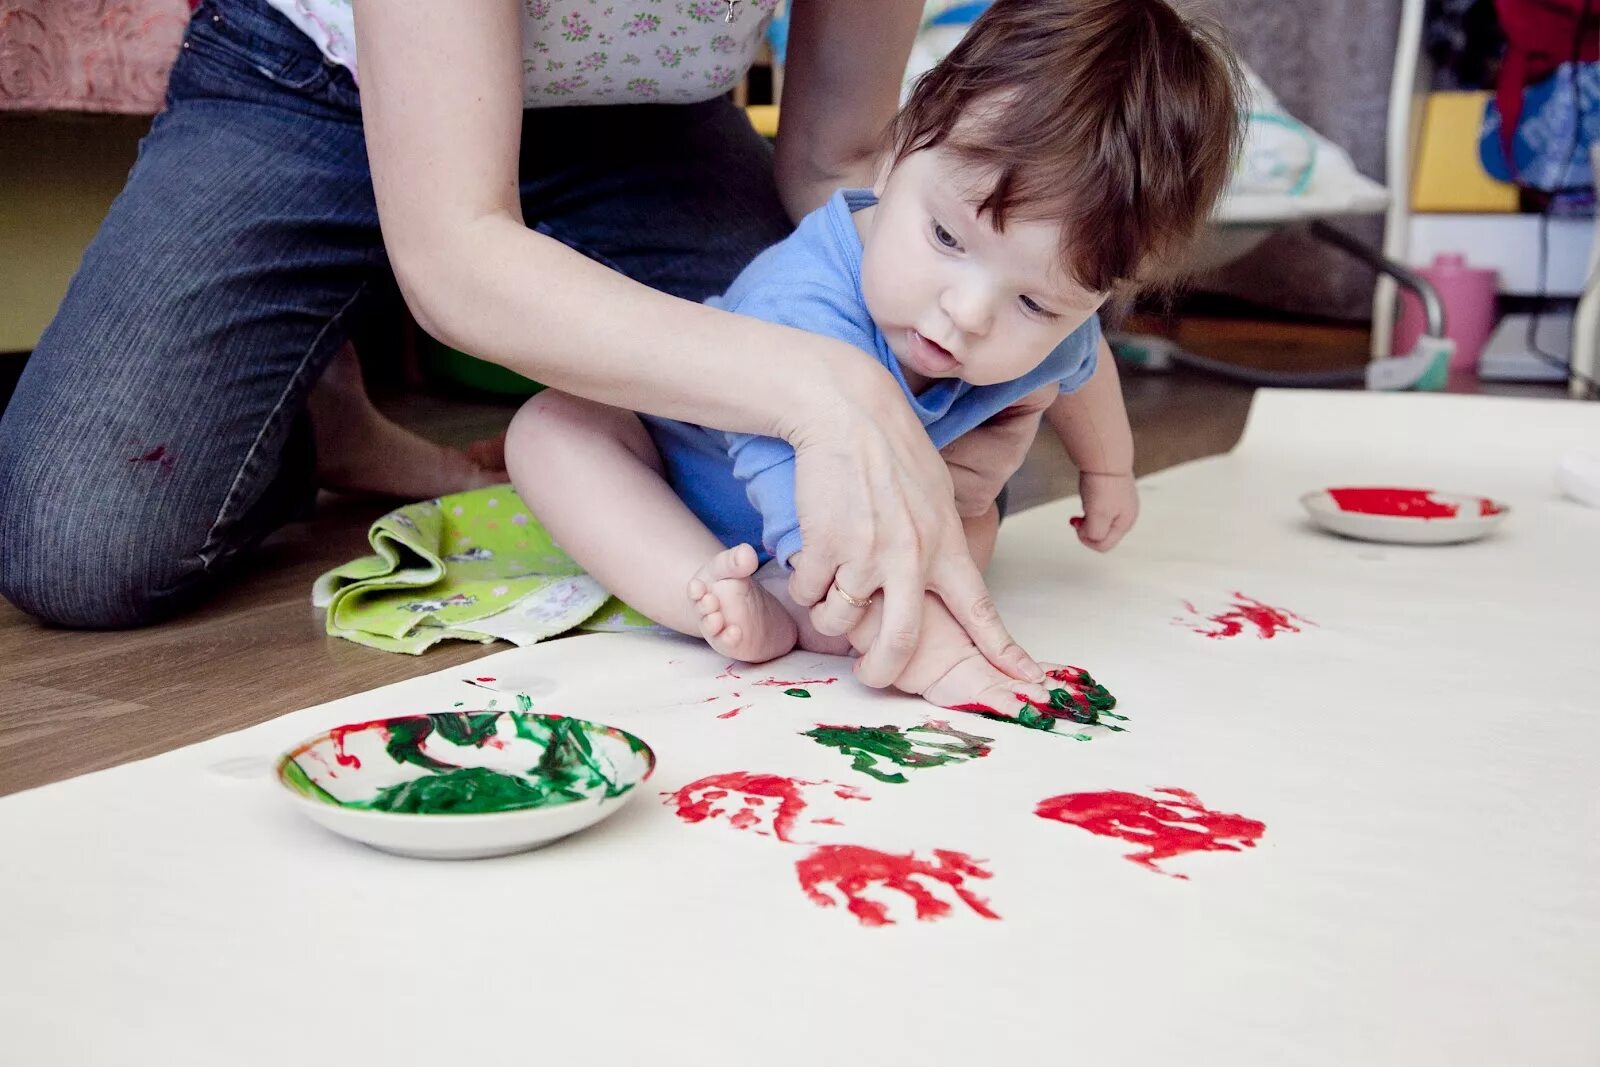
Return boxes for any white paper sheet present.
[3,390,1598,1066]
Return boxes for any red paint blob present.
[475,676,497,683]
[949,702,998,715]
[715,705,748,720]
[664,772,867,843]
[1035,788,1266,879]
[753,676,839,688]
[323,718,394,771]
[1479,498,1504,516]
[794,845,999,927]
[1180,593,1311,640]
[1328,487,1457,519]
[128,444,176,474]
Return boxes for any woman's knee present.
[0,438,209,629]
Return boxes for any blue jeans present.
[0,0,792,628]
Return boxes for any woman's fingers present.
[808,567,877,638]
[931,557,1043,683]
[854,563,923,687]
[786,549,836,609]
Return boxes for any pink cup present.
[1391,253,1499,375]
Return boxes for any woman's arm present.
[353,0,1042,687]
[773,0,922,220]
[355,0,831,437]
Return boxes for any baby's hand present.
[847,593,1054,711]
[1072,471,1138,552]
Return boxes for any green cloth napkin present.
[312,486,655,654]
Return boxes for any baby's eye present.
[931,221,961,250]
[1020,295,1058,319]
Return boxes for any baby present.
[508,0,1241,709]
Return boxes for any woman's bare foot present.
[688,544,798,662]
[308,343,507,499]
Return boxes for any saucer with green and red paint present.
[276,711,655,860]
[1301,486,1509,545]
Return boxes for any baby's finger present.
[1081,509,1113,543]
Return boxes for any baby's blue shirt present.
[643,188,1100,567]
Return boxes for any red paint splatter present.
[663,772,867,843]
[1479,499,1505,516]
[1178,593,1312,640]
[949,702,998,714]
[322,717,397,771]
[795,846,999,927]
[1035,788,1266,879]
[811,817,843,826]
[754,676,839,688]
[715,705,748,719]
[128,444,176,474]
[715,663,742,680]
[1328,487,1457,519]
[475,676,496,683]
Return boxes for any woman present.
[0,0,1045,690]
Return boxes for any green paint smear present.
[281,758,340,805]
[785,688,811,698]
[334,713,640,814]
[514,713,633,801]
[433,712,502,747]
[802,722,993,784]
[516,693,533,712]
[359,766,577,814]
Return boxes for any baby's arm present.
[1047,338,1138,552]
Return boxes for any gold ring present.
[832,581,873,608]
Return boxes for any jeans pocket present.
[181,0,332,93]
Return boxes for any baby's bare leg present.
[506,391,796,662]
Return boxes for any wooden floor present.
[0,315,1535,797]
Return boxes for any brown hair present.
[891,0,1244,294]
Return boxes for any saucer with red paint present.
[276,711,655,860]
[1300,486,1509,545]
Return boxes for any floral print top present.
[263,0,779,106]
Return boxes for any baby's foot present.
[688,544,798,663]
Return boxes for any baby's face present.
[857,147,1104,390]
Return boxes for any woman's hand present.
[786,359,1045,690]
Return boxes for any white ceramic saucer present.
[276,711,654,860]
[1300,486,1509,545]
